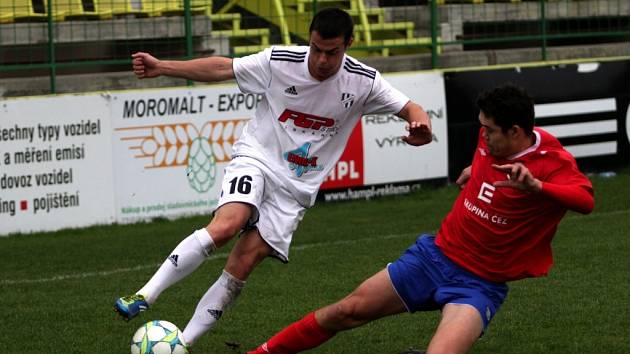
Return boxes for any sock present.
[137,228,216,304]
[182,270,245,345]
[249,312,336,354]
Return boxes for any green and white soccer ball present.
[130,320,189,354]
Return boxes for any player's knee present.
[328,298,366,329]
[207,220,242,244]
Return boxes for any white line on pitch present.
[1,208,626,286]
[0,232,415,285]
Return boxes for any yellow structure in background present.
[219,0,431,56]
[0,0,47,22]
[0,0,433,57]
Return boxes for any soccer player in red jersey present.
[248,84,594,354]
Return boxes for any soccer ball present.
[130,320,189,354]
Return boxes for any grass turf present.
[1,168,628,353]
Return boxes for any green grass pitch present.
[1,168,629,353]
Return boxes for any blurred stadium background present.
[1,0,629,95]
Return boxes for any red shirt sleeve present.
[539,151,594,214]
[540,182,594,214]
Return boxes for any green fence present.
[1,0,629,93]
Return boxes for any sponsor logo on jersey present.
[341,92,355,108]
[284,86,298,96]
[464,197,508,225]
[278,109,337,134]
[283,142,324,177]
[477,182,495,204]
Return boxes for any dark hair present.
[309,8,354,45]
[476,83,535,135]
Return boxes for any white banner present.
[109,86,260,222]
[0,71,449,235]
[362,72,448,185]
[0,94,115,234]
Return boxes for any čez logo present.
[477,182,495,204]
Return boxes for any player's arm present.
[492,163,594,214]
[397,101,432,146]
[456,165,472,189]
[132,52,234,82]
[539,181,594,214]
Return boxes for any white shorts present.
[216,156,306,262]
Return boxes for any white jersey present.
[232,45,409,207]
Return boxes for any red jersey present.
[436,128,594,282]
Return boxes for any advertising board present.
[0,95,115,234]
[110,86,261,222]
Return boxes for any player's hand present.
[402,120,432,146]
[492,163,542,193]
[132,52,161,79]
[456,165,471,189]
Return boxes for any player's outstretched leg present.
[114,228,216,321]
[182,229,271,345]
[249,268,406,353]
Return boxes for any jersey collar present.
[506,130,541,160]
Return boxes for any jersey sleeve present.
[540,151,594,214]
[362,72,410,115]
[232,47,273,94]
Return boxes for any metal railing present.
[0,0,628,93]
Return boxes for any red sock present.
[248,312,336,354]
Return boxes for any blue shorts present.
[387,235,508,329]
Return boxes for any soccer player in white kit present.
[114,8,433,348]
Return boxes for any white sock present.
[182,270,245,345]
[137,228,216,304]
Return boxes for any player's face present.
[479,112,513,158]
[308,31,351,81]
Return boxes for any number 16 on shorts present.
[217,159,266,211]
[228,175,253,194]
